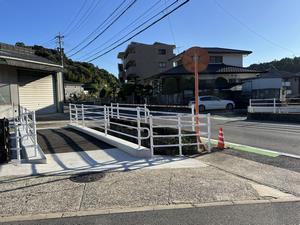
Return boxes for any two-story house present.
[117,42,175,83]
[147,47,261,105]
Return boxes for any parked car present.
[188,96,235,111]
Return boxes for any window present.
[200,97,212,101]
[209,56,223,64]
[0,84,11,105]
[210,96,220,101]
[158,49,166,55]
[159,62,166,68]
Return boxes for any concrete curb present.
[1,198,300,223]
[203,137,300,159]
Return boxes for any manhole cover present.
[69,172,106,183]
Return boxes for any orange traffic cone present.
[217,128,225,149]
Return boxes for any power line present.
[214,0,296,56]
[65,0,104,38]
[78,0,164,60]
[68,0,137,57]
[87,0,190,62]
[82,0,178,61]
[62,0,88,36]
[66,0,127,54]
[164,0,178,53]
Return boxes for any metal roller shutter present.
[18,74,57,114]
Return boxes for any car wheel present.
[199,105,205,112]
[226,103,234,110]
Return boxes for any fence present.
[248,98,300,113]
[9,106,38,162]
[69,103,211,157]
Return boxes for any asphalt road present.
[210,117,300,156]
[2,201,299,225]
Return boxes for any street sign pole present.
[194,54,201,149]
[182,47,209,152]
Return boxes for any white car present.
[189,96,235,111]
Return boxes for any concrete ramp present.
[0,128,206,177]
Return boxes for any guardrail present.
[10,106,38,162]
[69,103,211,157]
[248,98,300,114]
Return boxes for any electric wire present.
[87,0,189,62]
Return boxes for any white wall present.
[252,78,282,89]
[222,54,243,67]
[243,78,282,91]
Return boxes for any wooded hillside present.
[249,57,300,73]
[16,42,119,97]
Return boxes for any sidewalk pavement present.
[198,152,300,196]
[0,161,297,219]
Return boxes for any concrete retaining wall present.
[68,124,152,158]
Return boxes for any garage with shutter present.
[18,70,57,114]
[0,42,64,118]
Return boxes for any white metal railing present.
[69,103,211,157]
[248,98,300,113]
[9,106,38,162]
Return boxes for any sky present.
[1,0,300,76]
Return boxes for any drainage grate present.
[69,172,106,183]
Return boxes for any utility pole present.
[55,32,64,69]
[55,32,65,111]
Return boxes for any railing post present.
[32,111,38,157]
[14,118,21,163]
[25,113,29,138]
[144,104,147,123]
[111,102,114,118]
[75,105,78,124]
[137,107,141,148]
[104,105,108,135]
[117,103,120,119]
[207,113,211,153]
[149,115,154,157]
[69,103,72,123]
[107,105,110,128]
[191,104,195,131]
[81,104,85,126]
[178,115,182,156]
[273,98,276,113]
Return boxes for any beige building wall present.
[119,42,175,82]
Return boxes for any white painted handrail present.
[69,103,212,156]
